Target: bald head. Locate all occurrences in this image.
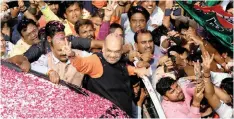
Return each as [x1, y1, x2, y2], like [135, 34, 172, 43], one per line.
[104, 33, 124, 47]
[102, 33, 124, 64]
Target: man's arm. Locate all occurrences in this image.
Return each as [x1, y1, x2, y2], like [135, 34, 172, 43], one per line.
[70, 54, 103, 78]
[68, 35, 103, 51]
[162, 1, 173, 29]
[201, 51, 222, 109]
[127, 65, 150, 78]
[97, 2, 115, 40]
[23, 41, 45, 63]
[64, 38, 103, 78]
[23, 36, 103, 63]
[38, 0, 61, 22]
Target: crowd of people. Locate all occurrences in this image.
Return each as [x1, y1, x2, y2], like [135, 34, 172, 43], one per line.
[0, 0, 233, 118]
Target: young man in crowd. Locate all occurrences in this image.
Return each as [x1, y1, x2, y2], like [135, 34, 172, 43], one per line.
[38, 1, 83, 35]
[121, 6, 150, 46]
[75, 19, 95, 39]
[38, 1, 61, 28]
[156, 76, 204, 118]
[9, 18, 40, 58]
[134, 29, 163, 72]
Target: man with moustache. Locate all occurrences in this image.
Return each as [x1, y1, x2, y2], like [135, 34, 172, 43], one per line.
[75, 19, 95, 39]
[31, 21, 91, 86]
[134, 29, 163, 73]
[63, 33, 150, 117]
[121, 6, 150, 46]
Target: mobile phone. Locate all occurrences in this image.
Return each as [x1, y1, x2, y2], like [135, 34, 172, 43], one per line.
[171, 55, 176, 64]
[7, 1, 18, 8]
[173, 8, 181, 16]
[189, 43, 199, 55]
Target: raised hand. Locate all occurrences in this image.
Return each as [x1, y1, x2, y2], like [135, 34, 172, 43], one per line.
[1, 2, 9, 12]
[35, 0, 45, 8]
[137, 88, 148, 106]
[193, 60, 202, 80]
[192, 81, 205, 107]
[62, 38, 74, 58]
[18, 0, 25, 10]
[186, 28, 203, 46]
[103, 0, 117, 21]
[29, 0, 39, 7]
[136, 61, 150, 68]
[201, 51, 214, 73]
[134, 67, 150, 78]
[128, 50, 140, 62]
[122, 44, 133, 54]
[140, 52, 153, 62]
[164, 58, 174, 70]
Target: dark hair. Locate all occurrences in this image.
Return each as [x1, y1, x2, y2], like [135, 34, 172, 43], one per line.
[226, 1, 233, 11]
[177, 22, 189, 33]
[75, 19, 94, 34]
[199, 98, 210, 113]
[45, 20, 65, 38]
[127, 6, 150, 22]
[60, 1, 83, 19]
[45, 1, 61, 5]
[220, 77, 233, 96]
[17, 18, 37, 36]
[167, 45, 188, 57]
[38, 27, 51, 53]
[138, 1, 159, 6]
[110, 23, 123, 34]
[187, 50, 203, 63]
[156, 77, 176, 96]
[91, 9, 104, 19]
[38, 27, 46, 41]
[64, 1, 83, 10]
[134, 29, 152, 43]
[151, 25, 168, 46]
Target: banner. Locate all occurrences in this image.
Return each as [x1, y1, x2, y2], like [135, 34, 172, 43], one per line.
[177, 1, 233, 51]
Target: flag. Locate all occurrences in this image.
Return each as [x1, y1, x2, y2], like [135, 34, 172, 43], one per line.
[177, 1, 233, 52]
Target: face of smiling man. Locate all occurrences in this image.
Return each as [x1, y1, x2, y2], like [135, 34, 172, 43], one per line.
[21, 23, 40, 45]
[141, 1, 156, 14]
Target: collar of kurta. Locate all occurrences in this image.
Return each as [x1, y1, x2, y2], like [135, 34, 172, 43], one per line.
[65, 19, 77, 35]
[18, 38, 32, 51]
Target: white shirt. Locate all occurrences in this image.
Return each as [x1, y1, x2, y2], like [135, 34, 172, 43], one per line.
[1, 41, 14, 59]
[215, 100, 233, 118]
[30, 50, 92, 75]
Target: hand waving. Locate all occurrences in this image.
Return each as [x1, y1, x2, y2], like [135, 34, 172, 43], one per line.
[104, 1, 117, 21]
[201, 51, 214, 73]
[193, 81, 205, 106]
[62, 38, 74, 57]
[193, 60, 202, 80]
